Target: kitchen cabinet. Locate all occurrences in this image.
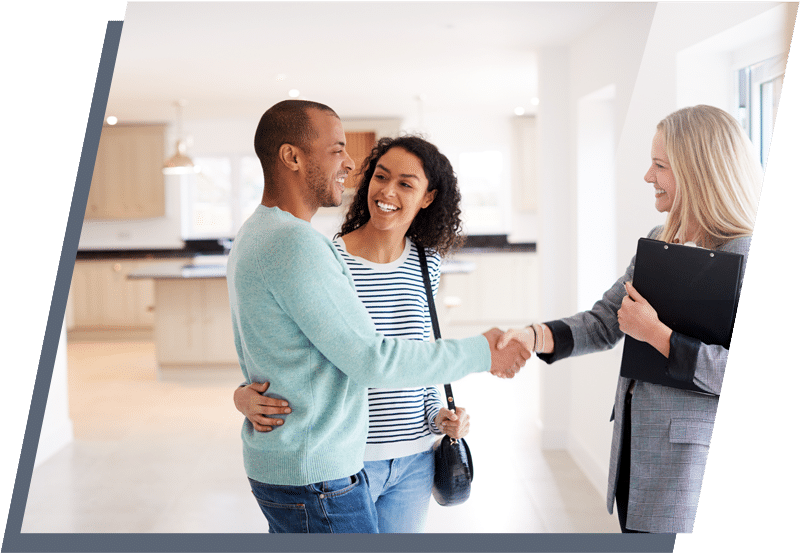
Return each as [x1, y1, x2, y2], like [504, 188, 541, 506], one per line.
[437, 252, 540, 328]
[152, 278, 238, 367]
[69, 259, 157, 331]
[343, 131, 376, 189]
[85, 124, 166, 220]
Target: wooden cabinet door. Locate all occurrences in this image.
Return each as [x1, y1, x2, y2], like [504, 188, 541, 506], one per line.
[86, 125, 166, 220]
[439, 253, 540, 326]
[201, 280, 238, 364]
[122, 260, 156, 328]
[343, 131, 376, 189]
[100, 261, 130, 327]
[69, 260, 156, 331]
[153, 278, 238, 366]
[153, 279, 199, 364]
[69, 261, 104, 328]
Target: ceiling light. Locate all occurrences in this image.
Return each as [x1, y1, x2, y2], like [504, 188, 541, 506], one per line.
[163, 99, 197, 175]
[514, 107, 526, 116]
[106, 116, 118, 125]
[530, 97, 540, 106]
[288, 89, 300, 98]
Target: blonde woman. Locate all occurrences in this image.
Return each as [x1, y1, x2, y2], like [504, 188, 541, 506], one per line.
[500, 105, 762, 533]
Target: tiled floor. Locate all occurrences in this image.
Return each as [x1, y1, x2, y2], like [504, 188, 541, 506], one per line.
[21, 340, 619, 534]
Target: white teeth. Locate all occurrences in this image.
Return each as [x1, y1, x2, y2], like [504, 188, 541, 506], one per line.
[377, 201, 398, 212]
[655, 189, 665, 195]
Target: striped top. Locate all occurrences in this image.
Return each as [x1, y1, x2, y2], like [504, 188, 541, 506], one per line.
[333, 237, 445, 461]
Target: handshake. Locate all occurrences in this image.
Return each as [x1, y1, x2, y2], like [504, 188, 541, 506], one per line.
[482, 327, 535, 379]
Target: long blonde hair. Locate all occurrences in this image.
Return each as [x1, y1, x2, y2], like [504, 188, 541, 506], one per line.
[656, 105, 763, 248]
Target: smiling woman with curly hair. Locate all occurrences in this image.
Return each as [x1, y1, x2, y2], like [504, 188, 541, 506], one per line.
[328, 134, 470, 532]
[338, 135, 464, 257]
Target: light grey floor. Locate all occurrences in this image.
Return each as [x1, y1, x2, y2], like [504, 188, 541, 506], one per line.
[21, 340, 619, 534]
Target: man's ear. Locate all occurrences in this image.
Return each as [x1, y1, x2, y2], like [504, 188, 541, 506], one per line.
[278, 144, 302, 171]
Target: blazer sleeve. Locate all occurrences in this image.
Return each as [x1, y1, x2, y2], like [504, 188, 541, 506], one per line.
[537, 226, 662, 364]
[664, 235, 751, 395]
[538, 228, 750, 398]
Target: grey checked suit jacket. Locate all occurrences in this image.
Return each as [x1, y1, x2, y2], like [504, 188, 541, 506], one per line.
[540, 226, 750, 533]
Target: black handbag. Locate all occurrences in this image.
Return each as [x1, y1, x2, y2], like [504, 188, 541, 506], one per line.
[417, 243, 474, 507]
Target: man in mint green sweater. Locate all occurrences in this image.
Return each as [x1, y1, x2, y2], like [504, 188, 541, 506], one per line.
[227, 100, 530, 533]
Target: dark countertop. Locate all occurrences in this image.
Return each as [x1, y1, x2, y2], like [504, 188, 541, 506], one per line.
[461, 235, 536, 251]
[77, 236, 536, 261]
[127, 255, 478, 280]
[77, 249, 200, 261]
[127, 258, 228, 280]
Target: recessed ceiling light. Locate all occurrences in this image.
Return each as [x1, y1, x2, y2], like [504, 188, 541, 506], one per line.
[514, 107, 526, 116]
[106, 116, 118, 125]
[530, 97, 540, 106]
[288, 89, 300, 98]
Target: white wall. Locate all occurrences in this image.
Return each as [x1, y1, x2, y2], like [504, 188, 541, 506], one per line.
[534, 43, 574, 447]
[34, 322, 73, 468]
[532, 2, 658, 495]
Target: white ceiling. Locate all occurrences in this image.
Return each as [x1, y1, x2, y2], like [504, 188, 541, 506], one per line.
[107, 1, 622, 124]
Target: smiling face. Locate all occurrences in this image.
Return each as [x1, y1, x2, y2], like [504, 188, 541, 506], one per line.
[366, 147, 436, 235]
[301, 109, 354, 209]
[644, 130, 678, 214]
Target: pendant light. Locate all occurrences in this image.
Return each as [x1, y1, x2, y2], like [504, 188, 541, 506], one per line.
[163, 99, 196, 174]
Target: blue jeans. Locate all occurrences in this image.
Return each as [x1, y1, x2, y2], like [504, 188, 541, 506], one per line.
[364, 449, 435, 533]
[248, 469, 378, 533]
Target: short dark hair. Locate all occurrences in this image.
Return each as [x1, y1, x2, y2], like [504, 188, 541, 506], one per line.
[253, 100, 338, 187]
[338, 135, 464, 257]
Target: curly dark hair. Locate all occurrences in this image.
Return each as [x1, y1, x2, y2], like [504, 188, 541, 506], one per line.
[337, 135, 464, 257]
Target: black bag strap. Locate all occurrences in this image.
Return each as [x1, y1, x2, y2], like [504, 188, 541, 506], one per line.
[416, 243, 456, 412]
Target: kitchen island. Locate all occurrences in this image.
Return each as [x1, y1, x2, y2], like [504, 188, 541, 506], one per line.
[127, 254, 480, 375]
[128, 255, 239, 373]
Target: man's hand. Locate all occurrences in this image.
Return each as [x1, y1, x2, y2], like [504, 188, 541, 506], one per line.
[233, 381, 292, 432]
[483, 328, 532, 379]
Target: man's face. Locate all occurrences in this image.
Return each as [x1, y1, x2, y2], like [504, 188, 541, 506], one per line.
[301, 110, 355, 209]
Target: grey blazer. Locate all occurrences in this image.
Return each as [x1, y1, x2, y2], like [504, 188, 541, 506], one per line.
[540, 226, 750, 533]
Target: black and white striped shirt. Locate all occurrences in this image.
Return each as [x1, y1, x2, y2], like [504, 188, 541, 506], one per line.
[333, 237, 445, 461]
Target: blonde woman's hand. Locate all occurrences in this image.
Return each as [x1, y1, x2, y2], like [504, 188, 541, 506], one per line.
[617, 282, 672, 357]
[435, 407, 470, 439]
[497, 326, 536, 352]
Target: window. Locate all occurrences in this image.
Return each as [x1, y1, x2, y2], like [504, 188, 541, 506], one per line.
[181, 154, 262, 240]
[457, 151, 505, 234]
[737, 53, 786, 167]
[181, 131, 377, 240]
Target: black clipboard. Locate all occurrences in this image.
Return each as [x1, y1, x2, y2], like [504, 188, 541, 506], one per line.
[619, 238, 744, 394]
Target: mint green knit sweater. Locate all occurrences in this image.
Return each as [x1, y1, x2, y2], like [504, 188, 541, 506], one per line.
[227, 205, 489, 486]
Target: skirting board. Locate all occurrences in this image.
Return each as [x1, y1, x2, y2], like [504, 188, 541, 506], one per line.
[568, 433, 608, 500]
[33, 420, 74, 469]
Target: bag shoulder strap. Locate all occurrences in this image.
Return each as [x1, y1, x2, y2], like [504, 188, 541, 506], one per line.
[416, 242, 456, 411]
